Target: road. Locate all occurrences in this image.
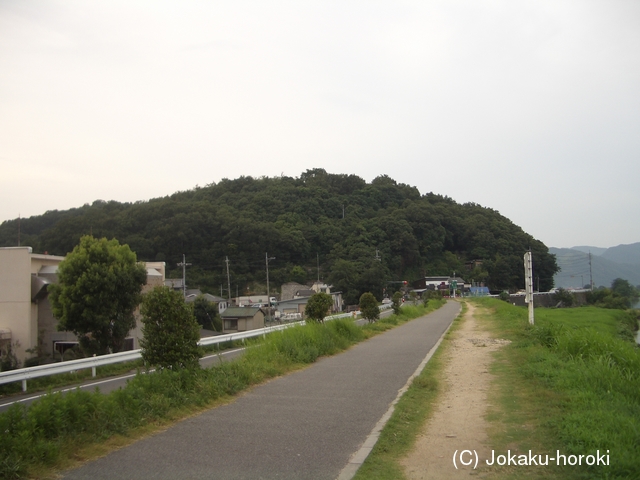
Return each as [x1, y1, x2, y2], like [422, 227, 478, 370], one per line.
[0, 347, 246, 413]
[0, 309, 393, 414]
[60, 301, 460, 480]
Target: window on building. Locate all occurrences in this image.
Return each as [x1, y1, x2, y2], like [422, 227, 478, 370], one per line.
[224, 319, 238, 331]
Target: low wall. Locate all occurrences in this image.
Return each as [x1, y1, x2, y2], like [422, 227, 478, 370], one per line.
[508, 291, 588, 308]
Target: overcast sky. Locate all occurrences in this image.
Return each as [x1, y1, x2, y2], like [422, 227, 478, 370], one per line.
[1, 0, 638, 249]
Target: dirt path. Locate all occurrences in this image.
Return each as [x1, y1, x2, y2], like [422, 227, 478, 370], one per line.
[400, 303, 509, 479]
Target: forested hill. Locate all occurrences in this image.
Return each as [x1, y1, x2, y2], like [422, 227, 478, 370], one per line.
[0, 169, 557, 303]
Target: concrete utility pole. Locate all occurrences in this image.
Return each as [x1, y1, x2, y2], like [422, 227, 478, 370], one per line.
[265, 253, 275, 322]
[177, 254, 191, 298]
[524, 250, 534, 325]
[589, 252, 594, 291]
[225, 256, 232, 303]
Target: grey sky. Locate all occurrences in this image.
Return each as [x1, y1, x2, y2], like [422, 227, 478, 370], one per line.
[1, 0, 638, 249]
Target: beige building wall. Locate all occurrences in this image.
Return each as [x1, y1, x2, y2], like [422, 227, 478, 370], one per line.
[130, 262, 166, 349]
[0, 247, 164, 365]
[0, 247, 65, 364]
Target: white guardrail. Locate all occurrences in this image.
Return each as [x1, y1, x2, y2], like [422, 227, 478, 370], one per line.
[0, 306, 391, 392]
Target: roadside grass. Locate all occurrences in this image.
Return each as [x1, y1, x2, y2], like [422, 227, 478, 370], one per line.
[0, 303, 442, 480]
[0, 341, 243, 399]
[475, 299, 640, 480]
[0, 360, 145, 398]
[353, 300, 464, 480]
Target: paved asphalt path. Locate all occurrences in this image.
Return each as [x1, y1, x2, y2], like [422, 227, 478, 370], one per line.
[62, 301, 460, 480]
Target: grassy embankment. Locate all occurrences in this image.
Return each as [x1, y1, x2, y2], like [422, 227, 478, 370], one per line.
[0, 300, 444, 479]
[356, 299, 640, 480]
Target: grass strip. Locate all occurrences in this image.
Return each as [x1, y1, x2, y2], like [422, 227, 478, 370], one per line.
[475, 299, 640, 480]
[0, 301, 444, 479]
[353, 301, 464, 479]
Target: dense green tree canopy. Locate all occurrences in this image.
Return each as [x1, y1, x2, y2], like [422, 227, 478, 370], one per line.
[193, 295, 221, 331]
[0, 170, 558, 301]
[359, 292, 380, 323]
[305, 292, 333, 322]
[140, 286, 201, 370]
[49, 235, 147, 355]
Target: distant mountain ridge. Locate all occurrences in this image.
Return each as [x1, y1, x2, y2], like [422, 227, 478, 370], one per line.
[551, 242, 640, 289]
[571, 245, 607, 256]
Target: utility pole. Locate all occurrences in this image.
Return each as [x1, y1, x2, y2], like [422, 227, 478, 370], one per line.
[317, 253, 320, 283]
[177, 254, 191, 298]
[588, 252, 594, 291]
[225, 256, 232, 303]
[265, 253, 275, 323]
[524, 250, 534, 325]
[17, 214, 21, 246]
[452, 271, 456, 298]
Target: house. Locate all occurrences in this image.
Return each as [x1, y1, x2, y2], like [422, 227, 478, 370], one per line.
[185, 292, 229, 314]
[412, 276, 451, 290]
[220, 307, 265, 333]
[0, 246, 166, 365]
[310, 281, 330, 294]
[0, 247, 66, 365]
[280, 282, 308, 301]
[274, 297, 310, 318]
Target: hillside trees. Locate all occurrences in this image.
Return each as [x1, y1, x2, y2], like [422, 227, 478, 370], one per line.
[49, 236, 147, 355]
[0, 170, 559, 297]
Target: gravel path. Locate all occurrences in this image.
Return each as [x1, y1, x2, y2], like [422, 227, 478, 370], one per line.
[401, 303, 510, 479]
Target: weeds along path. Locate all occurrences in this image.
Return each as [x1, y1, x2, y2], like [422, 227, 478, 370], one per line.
[59, 302, 460, 480]
[401, 302, 510, 479]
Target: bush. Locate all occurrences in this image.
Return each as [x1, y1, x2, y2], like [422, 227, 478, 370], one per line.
[553, 288, 574, 307]
[392, 291, 403, 314]
[305, 292, 333, 322]
[359, 292, 380, 323]
[140, 287, 201, 370]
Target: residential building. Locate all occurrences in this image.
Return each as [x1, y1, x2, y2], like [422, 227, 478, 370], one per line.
[280, 282, 308, 301]
[0, 247, 66, 365]
[220, 307, 265, 333]
[0, 246, 165, 366]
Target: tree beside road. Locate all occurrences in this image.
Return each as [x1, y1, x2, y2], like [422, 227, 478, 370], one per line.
[305, 292, 333, 322]
[140, 286, 201, 370]
[359, 292, 380, 323]
[49, 236, 147, 355]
